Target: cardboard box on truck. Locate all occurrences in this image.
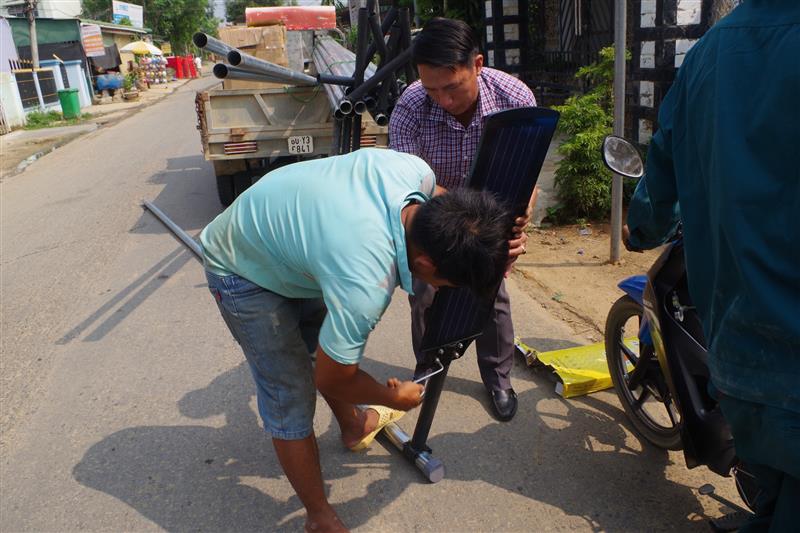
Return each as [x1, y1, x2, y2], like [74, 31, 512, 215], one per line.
[218, 25, 288, 90]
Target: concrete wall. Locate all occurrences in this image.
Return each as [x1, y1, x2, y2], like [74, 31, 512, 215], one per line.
[633, 0, 739, 143]
[37, 0, 82, 20]
[0, 71, 26, 127]
[1, 16, 18, 72]
[0, 17, 25, 127]
[111, 33, 137, 74]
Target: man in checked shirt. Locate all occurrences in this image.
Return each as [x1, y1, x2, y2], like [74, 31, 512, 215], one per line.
[389, 17, 537, 421]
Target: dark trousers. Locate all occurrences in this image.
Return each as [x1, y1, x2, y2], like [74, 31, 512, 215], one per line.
[717, 394, 800, 532]
[409, 278, 515, 391]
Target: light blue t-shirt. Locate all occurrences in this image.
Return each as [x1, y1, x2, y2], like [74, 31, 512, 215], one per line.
[200, 148, 436, 365]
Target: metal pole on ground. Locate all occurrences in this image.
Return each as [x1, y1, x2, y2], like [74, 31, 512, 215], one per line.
[610, 0, 627, 263]
[142, 201, 203, 260]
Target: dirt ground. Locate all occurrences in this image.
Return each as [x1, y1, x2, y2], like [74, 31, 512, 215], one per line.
[1, 135, 81, 179]
[513, 222, 662, 343]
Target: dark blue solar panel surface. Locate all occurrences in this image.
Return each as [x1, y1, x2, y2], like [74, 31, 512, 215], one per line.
[420, 107, 560, 357]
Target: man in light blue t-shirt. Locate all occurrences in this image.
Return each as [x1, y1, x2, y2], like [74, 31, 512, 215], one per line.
[200, 148, 511, 532]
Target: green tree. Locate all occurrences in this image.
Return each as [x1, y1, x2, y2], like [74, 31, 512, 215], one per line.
[551, 46, 631, 222]
[225, 0, 283, 24]
[409, 0, 483, 32]
[82, 0, 219, 54]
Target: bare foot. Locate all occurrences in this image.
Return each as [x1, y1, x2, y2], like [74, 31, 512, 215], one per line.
[305, 511, 349, 533]
[340, 407, 378, 449]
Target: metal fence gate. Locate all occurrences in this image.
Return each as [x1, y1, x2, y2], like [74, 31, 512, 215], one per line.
[8, 58, 59, 110]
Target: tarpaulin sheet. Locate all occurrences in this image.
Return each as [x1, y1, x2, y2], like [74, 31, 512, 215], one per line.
[7, 17, 81, 47]
[245, 6, 336, 30]
[89, 44, 122, 70]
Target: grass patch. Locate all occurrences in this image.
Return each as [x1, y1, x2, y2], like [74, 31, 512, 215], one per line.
[24, 110, 93, 130]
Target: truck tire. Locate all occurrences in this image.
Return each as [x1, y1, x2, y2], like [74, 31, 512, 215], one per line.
[233, 173, 253, 197]
[216, 172, 256, 207]
[216, 174, 235, 207]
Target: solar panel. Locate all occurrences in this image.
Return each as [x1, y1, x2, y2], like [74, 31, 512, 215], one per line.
[419, 107, 560, 359]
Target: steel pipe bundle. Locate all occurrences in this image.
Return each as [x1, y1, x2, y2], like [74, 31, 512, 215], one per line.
[312, 36, 379, 117]
[193, 33, 236, 60]
[316, 0, 414, 154]
[227, 49, 318, 86]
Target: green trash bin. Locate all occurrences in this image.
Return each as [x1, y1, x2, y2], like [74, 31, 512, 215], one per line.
[58, 88, 81, 119]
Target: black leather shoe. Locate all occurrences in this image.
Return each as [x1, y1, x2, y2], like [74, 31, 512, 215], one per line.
[490, 388, 518, 421]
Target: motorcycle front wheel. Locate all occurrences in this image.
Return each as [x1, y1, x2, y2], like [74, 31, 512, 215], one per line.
[605, 295, 682, 450]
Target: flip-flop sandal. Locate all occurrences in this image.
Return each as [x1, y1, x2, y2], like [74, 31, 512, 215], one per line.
[348, 405, 405, 451]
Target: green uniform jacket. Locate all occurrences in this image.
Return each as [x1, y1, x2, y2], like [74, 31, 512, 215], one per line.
[627, 0, 800, 413]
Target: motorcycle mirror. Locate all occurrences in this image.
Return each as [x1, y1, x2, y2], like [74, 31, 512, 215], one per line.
[602, 135, 644, 179]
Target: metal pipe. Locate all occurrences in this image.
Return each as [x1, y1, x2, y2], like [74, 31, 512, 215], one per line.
[411, 358, 451, 448]
[368, 12, 388, 61]
[313, 36, 385, 117]
[193, 33, 236, 60]
[312, 47, 349, 96]
[364, 6, 398, 61]
[321, 80, 343, 113]
[213, 63, 304, 85]
[382, 422, 446, 483]
[344, 46, 412, 104]
[354, 7, 369, 86]
[331, 118, 342, 156]
[370, 111, 388, 126]
[339, 100, 353, 115]
[316, 37, 378, 79]
[353, 100, 367, 115]
[317, 73, 354, 86]
[142, 201, 203, 260]
[228, 49, 318, 85]
[352, 114, 363, 150]
[399, 8, 416, 83]
[375, 26, 403, 110]
[340, 116, 352, 153]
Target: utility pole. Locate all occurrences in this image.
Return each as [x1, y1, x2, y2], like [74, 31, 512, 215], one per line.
[25, 0, 45, 109]
[610, 0, 627, 263]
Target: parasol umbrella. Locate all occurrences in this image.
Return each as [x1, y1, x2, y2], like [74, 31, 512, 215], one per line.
[119, 40, 164, 55]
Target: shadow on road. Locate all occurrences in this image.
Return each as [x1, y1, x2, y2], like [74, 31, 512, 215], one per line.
[57, 156, 217, 346]
[74, 354, 709, 531]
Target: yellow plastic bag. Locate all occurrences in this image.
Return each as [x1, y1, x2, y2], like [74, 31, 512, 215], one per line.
[516, 337, 637, 398]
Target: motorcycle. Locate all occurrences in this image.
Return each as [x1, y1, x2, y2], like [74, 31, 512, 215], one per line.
[600, 136, 758, 530]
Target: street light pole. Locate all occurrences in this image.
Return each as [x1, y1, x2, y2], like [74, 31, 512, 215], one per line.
[610, 0, 627, 263]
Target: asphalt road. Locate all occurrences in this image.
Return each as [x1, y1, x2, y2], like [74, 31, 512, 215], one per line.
[1, 77, 741, 532]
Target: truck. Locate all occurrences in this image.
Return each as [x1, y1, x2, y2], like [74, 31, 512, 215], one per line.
[195, 82, 389, 206]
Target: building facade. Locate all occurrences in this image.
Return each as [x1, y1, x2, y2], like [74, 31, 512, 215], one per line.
[1, 0, 82, 19]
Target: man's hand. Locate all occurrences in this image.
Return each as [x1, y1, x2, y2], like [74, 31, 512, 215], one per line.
[505, 187, 538, 274]
[315, 348, 424, 411]
[622, 224, 643, 253]
[507, 231, 529, 259]
[386, 378, 424, 410]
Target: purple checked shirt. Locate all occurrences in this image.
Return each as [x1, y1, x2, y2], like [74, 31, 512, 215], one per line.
[389, 67, 536, 189]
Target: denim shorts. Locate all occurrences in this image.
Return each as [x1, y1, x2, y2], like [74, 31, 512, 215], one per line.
[206, 270, 326, 440]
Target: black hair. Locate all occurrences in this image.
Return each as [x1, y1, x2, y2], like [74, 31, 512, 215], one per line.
[409, 189, 511, 299]
[411, 18, 480, 69]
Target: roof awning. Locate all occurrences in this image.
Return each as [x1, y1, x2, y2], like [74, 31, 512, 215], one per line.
[80, 19, 151, 35]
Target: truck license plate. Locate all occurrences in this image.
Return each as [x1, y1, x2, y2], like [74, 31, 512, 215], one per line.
[288, 135, 313, 154]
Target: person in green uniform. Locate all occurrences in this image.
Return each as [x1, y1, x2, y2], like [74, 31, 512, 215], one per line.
[625, 2, 799, 529]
